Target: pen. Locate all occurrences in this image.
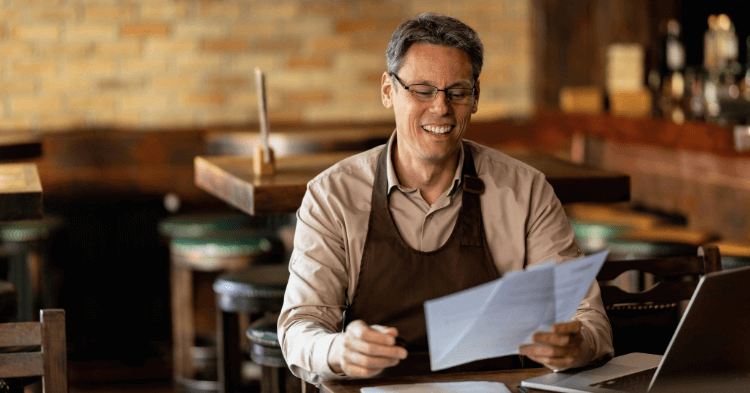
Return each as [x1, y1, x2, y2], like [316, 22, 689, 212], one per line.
[516, 385, 530, 393]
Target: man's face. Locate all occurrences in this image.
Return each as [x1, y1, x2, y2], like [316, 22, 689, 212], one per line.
[382, 43, 479, 164]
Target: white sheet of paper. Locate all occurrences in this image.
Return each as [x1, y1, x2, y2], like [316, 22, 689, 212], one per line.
[360, 381, 510, 393]
[424, 250, 609, 371]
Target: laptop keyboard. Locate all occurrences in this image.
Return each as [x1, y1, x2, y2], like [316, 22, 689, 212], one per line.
[589, 367, 657, 392]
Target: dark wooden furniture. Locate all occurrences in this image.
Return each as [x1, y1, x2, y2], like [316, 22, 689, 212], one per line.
[705, 240, 750, 271]
[0, 309, 68, 393]
[161, 214, 282, 392]
[244, 316, 295, 393]
[0, 133, 42, 162]
[0, 163, 43, 222]
[0, 281, 17, 323]
[596, 245, 722, 356]
[195, 149, 630, 216]
[0, 217, 64, 322]
[213, 265, 289, 393]
[320, 368, 551, 393]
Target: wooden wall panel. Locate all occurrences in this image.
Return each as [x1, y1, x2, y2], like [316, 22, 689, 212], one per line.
[533, 0, 681, 108]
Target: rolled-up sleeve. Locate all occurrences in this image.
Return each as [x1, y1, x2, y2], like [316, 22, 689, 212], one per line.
[525, 172, 614, 368]
[571, 281, 614, 368]
[278, 180, 349, 384]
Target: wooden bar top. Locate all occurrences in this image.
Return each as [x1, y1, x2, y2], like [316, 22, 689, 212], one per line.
[0, 163, 43, 221]
[320, 368, 551, 393]
[0, 133, 42, 161]
[195, 148, 630, 216]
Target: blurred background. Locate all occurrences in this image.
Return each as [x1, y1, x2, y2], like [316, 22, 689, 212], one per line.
[1, 0, 749, 391]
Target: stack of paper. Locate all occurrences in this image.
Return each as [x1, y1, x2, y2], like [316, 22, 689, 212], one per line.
[424, 250, 609, 371]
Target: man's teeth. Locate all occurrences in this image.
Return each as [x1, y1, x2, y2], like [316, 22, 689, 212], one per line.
[422, 125, 452, 134]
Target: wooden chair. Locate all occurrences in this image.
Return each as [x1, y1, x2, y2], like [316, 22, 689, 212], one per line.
[596, 245, 721, 356]
[0, 309, 67, 393]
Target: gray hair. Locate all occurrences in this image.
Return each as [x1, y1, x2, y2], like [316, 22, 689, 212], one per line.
[386, 13, 484, 81]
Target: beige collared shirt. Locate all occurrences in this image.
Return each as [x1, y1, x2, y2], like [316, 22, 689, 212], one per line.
[279, 132, 614, 384]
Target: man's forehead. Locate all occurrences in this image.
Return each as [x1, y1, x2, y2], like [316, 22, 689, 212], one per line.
[399, 43, 473, 84]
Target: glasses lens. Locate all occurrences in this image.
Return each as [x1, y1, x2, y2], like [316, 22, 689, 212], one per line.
[446, 89, 473, 103]
[409, 85, 437, 101]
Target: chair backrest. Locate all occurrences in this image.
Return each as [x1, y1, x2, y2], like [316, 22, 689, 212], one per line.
[596, 245, 721, 356]
[597, 245, 722, 305]
[0, 309, 67, 393]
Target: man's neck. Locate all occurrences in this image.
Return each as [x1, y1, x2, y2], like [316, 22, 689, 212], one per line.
[393, 142, 460, 206]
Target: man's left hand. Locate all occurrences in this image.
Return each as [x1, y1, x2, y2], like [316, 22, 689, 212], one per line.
[518, 320, 583, 372]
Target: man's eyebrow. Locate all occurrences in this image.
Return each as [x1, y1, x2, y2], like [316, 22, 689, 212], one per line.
[411, 79, 474, 88]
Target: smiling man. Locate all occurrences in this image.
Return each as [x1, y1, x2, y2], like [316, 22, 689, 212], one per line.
[278, 13, 614, 385]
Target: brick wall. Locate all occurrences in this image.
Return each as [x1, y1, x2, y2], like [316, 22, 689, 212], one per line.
[0, 0, 532, 133]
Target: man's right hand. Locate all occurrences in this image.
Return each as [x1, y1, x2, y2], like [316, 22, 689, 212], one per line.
[327, 320, 408, 377]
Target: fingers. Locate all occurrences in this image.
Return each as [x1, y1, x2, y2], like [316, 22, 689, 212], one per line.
[519, 343, 579, 372]
[344, 335, 407, 359]
[531, 331, 574, 346]
[347, 320, 398, 346]
[524, 354, 576, 371]
[552, 320, 582, 334]
[519, 343, 579, 359]
[343, 348, 401, 370]
[520, 322, 584, 372]
[334, 320, 408, 378]
[531, 321, 583, 346]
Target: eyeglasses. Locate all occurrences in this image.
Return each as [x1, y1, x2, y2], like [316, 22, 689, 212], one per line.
[390, 73, 476, 104]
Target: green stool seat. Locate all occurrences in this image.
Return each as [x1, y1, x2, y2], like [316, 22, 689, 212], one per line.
[159, 213, 266, 239]
[0, 217, 64, 243]
[171, 233, 281, 272]
[246, 318, 285, 368]
[213, 265, 289, 313]
[570, 220, 632, 254]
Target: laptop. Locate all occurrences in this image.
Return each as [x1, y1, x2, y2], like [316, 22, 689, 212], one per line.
[521, 264, 750, 393]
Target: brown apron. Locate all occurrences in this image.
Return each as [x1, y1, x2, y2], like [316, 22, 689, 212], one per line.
[344, 141, 525, 377]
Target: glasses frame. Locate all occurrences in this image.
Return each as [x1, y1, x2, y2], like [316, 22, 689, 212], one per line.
[390, 73, 476, 104]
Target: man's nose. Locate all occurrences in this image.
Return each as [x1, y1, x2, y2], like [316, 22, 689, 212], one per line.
[429, 91, 451, 114]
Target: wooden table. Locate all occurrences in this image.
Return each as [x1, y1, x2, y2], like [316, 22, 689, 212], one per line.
[0, 133, 42, 161]
[0, 163, 43, 221]
[320, 368, 552, 393]
[195, 149, 629, 216]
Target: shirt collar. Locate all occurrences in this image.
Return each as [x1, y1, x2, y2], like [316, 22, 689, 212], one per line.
[385, 130, 464, 196]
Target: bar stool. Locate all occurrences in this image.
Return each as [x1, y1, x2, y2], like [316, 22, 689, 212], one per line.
[245, 316, 298, 393]
[161, 213, 282, 393]
[212, 264, 291, 393]
[0, 217, 63, 322]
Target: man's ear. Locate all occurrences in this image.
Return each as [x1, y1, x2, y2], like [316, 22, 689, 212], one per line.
[381, 72, 394, 108]
[471, 79, 480, 114]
